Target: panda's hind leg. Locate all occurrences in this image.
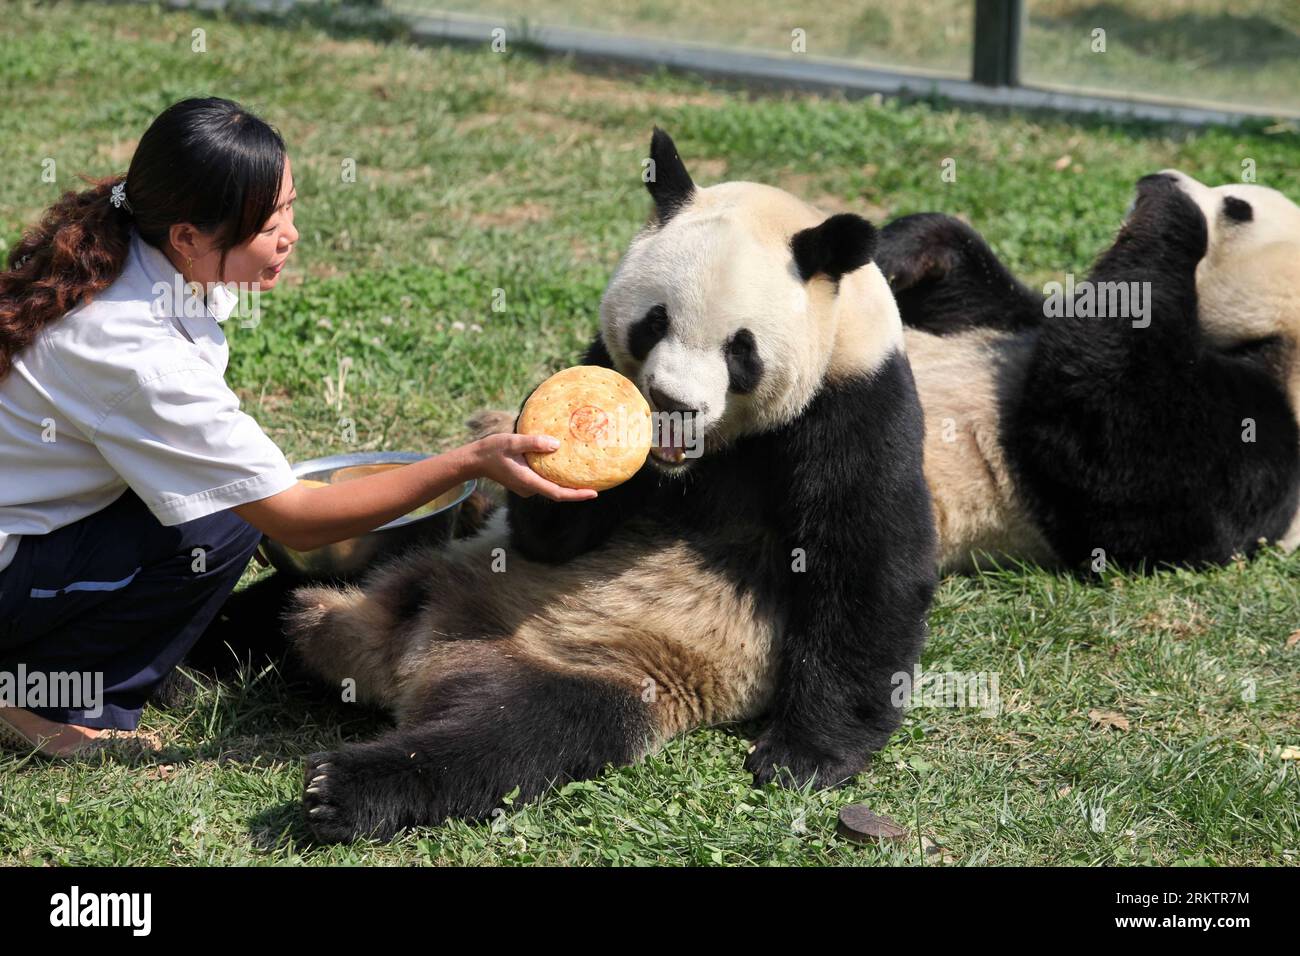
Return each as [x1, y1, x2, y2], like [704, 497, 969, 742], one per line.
[877, 213, 1044, 335]
[282, 583, 398, 702]
[282, 548, 450, 707]
[301, 647, 654, 843]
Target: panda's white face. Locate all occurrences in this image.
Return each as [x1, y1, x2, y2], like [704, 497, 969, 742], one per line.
[598, 171, 904, 470]
[599, 131, 902, 475]
[601, 183, 832, 470]
[1162, 170, 1300, 350]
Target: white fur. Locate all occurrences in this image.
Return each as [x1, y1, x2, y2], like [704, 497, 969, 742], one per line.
[599, 181, 903, 460]
[1167, 171, 1300, 549]
[1164, 171, 1300, 353]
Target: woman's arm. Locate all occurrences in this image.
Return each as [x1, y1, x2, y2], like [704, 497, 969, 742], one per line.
[234, 434, 596, 552]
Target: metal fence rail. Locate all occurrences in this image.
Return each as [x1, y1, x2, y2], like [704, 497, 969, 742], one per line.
[972, 0, 1023, 88]
[153, 0, 1297, 126]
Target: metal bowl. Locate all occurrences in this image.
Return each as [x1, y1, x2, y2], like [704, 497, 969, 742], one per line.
[257, 451, 477, 582]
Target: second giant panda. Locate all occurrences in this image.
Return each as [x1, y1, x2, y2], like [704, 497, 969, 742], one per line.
[876, 170, 1300, 573]
[284, 129, 937, 844]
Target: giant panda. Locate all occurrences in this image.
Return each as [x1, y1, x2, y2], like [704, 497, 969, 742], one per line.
[284, 129, 938, 844]
[875, 170, 1300, 573]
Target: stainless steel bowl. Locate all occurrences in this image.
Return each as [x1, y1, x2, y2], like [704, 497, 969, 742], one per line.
[256, 451, 477, 582]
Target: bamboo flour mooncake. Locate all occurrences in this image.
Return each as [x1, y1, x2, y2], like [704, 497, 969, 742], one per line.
[518, 366, 652, 490]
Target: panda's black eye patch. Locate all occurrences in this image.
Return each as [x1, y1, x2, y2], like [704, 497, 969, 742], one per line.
[725, 327, 763, 394]
[1223, 197, 1253, 223]
[628, 304, 670, 361]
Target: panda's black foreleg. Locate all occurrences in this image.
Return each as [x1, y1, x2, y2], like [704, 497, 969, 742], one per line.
[506, 462, 657, 564]
[876, 213, 1045, 335]
[301, 659, 654, 843]
[745, 356, 938, 790]
[1052, 171, 1207, 366]
[1003, 173, 1231, 566]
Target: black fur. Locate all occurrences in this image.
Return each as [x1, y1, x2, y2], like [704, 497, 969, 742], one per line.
[1006, 173, 1300, 567]
[627, 303, 670, 361]
[742, 356, 937, 783]
[876, 212, 1045, 335]
[882, 172, 1300, 569]
[1223, 196, 1253, 223]
[303, 657, 653, 842]
[646, 127, 695, 224]
[724, 327, 763, 394]
[791, 213, 878, 282]
[510, 339, 937, 788]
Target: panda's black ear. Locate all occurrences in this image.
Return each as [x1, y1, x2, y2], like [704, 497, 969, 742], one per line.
[791, 213, 879, 282]
[646, 127, 695, 224]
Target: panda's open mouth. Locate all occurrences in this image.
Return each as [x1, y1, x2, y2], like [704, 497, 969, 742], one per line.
[650, 442, 689, 467]
[648, 410, 702, 470]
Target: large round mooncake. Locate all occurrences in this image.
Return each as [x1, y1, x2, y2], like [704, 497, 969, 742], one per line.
[517, 365, 652, 491]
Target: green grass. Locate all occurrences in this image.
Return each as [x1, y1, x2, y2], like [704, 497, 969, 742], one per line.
[1, 0, 1298, 865]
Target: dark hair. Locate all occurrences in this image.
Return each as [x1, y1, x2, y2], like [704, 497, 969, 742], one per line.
[0, 96, 287, 381]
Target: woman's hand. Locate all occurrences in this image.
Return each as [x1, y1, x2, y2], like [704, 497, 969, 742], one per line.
[470, 433, 598, 502]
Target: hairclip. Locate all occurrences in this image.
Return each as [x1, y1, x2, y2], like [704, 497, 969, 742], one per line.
[110, 180, 132, 214]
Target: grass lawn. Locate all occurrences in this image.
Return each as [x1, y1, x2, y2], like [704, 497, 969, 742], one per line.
[1, 0, 1297, 866]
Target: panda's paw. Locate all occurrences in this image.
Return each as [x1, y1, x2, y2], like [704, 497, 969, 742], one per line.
[744, 733, 862, 791]
[302, 751, 369, 844]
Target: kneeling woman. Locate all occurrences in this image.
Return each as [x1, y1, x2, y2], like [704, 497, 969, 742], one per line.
[0, 96, 595, 757]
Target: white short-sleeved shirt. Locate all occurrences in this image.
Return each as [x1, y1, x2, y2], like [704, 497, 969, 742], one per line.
[0, 227, 299, 574]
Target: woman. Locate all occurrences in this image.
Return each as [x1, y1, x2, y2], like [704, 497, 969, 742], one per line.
[0, 97, 595, 757]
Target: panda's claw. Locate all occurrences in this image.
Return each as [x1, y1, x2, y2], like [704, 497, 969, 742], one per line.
[744, 731, 863, 791]
[302, 750, 366, 843]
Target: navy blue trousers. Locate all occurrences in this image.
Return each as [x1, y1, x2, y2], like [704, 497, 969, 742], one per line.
[0, 489, 262, 729]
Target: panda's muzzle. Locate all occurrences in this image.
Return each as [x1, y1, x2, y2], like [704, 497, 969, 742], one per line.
[649, 411, 698, 466]
[649, 409, 703, 468]
[645, 386, 708, 467]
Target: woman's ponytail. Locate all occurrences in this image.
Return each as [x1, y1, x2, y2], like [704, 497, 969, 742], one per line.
[0, 96, 287, 382]
[0, 176, 133, 381]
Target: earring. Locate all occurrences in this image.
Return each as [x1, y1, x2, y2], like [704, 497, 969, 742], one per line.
[184, 255, 202, 299]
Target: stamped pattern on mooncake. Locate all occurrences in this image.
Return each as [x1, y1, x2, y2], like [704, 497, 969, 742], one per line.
[568, 404, 613, 445]
[517, 365, 653, 490]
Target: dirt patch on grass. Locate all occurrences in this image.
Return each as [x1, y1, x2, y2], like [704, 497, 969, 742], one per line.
[95, 138, 139, 169]
[469, 200, 553, 228]
[1139, 597, 1212, 640]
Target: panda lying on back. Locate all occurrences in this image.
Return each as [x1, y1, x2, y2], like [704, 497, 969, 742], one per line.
[877, 171, 1300, 573]
[285, 129, 937, 843]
